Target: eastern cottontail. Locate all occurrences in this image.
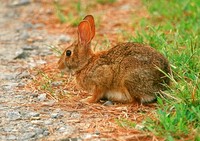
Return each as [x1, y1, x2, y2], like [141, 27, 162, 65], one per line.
[58, 15, 170, 103]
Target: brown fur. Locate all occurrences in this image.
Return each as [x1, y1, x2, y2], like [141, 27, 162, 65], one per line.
[58, 15, 170, 104]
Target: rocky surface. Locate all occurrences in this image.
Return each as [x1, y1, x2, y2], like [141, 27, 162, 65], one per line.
[0, 1, 82, 141]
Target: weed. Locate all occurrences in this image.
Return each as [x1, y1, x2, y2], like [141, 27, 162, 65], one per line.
[135, 0, 200, 140]
[54, 1, 67, 23]
[115, 118, 136, 128]
[96, 0, 116, 5]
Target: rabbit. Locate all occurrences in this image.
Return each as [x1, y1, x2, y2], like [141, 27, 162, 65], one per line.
[58, 15, 171, 104]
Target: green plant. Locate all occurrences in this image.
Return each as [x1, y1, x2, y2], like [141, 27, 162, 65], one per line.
[132, 0, 200, 140]
[96, 0, 116, 4]
[115, 118, 136, 128]
[54, 1, 67, 23]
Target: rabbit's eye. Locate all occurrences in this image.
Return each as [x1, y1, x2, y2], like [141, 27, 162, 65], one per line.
[66, 50, 71, 56]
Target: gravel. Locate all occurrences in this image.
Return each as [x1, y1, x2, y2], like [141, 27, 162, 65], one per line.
[38, 93, 47, 101]
[0, 1, 97, 141]
[6, 111, 22, 121]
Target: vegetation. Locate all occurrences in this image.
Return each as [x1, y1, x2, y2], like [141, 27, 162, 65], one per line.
[133, 0, 200, 140]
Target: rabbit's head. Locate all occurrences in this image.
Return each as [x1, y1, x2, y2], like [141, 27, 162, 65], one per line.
[58, 15, 95, 73]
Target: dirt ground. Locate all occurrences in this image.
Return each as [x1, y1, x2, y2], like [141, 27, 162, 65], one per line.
[0, 0, 161, 141]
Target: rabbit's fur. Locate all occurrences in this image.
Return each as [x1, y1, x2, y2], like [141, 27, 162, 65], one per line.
[58, 15, 170, 103]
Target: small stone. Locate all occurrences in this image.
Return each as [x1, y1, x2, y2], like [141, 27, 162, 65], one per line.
[38, 93, 46, 101]
[59, 34, 71, 42]
[41, 100, 55, 106]
[58, 125, 74, 135]
[58, 126, 66, 133]
[23, 22, 33, 29]
[20, 32, 30, 40]
[135, 124, 145, 130]
[44, 119, 53, 125]
[6, 111, 21, 121]
[51, 113, 59, 119]
[28, 112, 40, 118]
[35, 128, 44, 135]
[51, 81, 62, 87]
[14, 51, 29, 59]
[6, 135, 17, 140]
[103, 100, 113, 106]
[36, 60, 47, 65]
[22, 45, 38, 50]
[120, 4, 131, 10]
[2, 82, 18, 90]
[34, 23, 44, 28]
[95, 131, 100, 135]
[4, 126, 14, 132]
[21, 132, 36, 140]
[43, 130, 50, 136]
[70, 112, 80, 118]
[17, 71, 30, 79]
[11, 0, 31, 6]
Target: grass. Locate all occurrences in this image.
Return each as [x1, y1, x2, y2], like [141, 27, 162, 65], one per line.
[53, 0, 84, 26]
[96, 0, 116, 5]
[129, 0, 200, 140]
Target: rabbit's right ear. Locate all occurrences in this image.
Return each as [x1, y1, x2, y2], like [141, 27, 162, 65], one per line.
[83, 15, 95, 40]
[78, 20, 92, 45]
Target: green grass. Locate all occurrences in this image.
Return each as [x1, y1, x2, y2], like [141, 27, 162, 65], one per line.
[129, 0, 200, 140]
[96, 0, 116, 4]
[53, 0, 84, 26]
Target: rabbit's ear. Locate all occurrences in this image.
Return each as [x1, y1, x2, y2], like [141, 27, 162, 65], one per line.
[83, 15, 95, 40]
[78, 20, 92, 45]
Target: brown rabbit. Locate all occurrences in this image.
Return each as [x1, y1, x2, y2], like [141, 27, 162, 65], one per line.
[58, 15, 170, 103]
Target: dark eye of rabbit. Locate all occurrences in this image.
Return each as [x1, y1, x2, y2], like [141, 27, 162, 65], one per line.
[66, 50, 71, 57]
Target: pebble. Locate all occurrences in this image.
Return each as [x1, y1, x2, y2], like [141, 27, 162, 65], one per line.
[70, 112, 80, 118]
[17, 70, 31, 79]
[38, 93, 47, 101]
[21, 132, 36, 140]
[23, 22, 34, 29]
[3, 126, 14, 132]
[11, 0, 31, 6]
[43, 130, 50, 136]
[34, 23, 44, 28]
[22, 45, 38, 50]
[135, 124, 145, 130]
[120, 4, 131, 10]
[103, 100, 114, 106]
[44, 119, 53, 125]
[2, 82, 18, 90]
[6, 135, 17, 140]
[35, 128, 44, 135]
[51, 81, 62, 87]
[14, 51, 29, 59]
[51, 113, 60, 119]
[6, 111, 21, 121]
[58, 126, 66, 133]
[20, 32, 30, 40]
[28, 112, 40, 118]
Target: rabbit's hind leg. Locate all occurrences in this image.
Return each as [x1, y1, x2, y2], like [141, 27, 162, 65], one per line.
[124, 80, 156, 103]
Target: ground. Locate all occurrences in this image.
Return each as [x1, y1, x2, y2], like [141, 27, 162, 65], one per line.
[0, 0, 165, 141]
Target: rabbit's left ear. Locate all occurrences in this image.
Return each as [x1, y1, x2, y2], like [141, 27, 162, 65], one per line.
[83, 15, 95, 40]
[78, 20, 92, 45]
